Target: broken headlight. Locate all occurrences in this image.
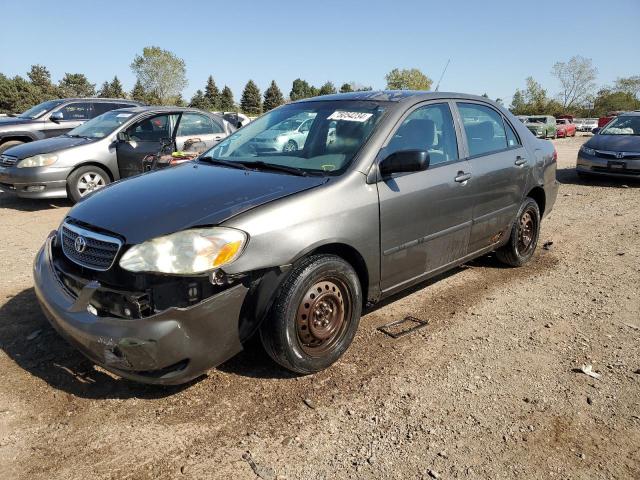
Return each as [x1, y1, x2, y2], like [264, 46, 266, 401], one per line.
[119, 227, 247, 274]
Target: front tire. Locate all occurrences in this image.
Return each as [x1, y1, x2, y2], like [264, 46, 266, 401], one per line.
[67, 165, 110, 203]
[260, 254, 362, 374]
[283, 140, 298, 153]
[496, 198, 541, 267]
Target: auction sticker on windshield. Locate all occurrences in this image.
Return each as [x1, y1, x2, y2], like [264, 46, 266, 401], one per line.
[327, 111, 373, 122]
[116, 113, 133, 118]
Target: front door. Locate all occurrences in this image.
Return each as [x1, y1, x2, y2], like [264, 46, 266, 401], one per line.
[116, 113, 179, 178]
[41, 102, 93, 138]
[378, 102, 474, 294]
[455, 102, 528, 253]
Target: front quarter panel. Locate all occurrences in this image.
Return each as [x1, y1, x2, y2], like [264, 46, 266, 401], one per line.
[221, 172, 380, 300]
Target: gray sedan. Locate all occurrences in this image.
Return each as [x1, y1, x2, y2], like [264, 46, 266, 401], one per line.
[33, 91, 558, 385]
[0, 106, 233, 202]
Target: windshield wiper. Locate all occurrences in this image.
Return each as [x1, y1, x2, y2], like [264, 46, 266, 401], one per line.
[199, 156, 251, 170]
[239, 161, 308, 177]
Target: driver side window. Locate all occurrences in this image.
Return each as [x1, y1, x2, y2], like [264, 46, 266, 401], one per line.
[386, 103, 459, 166]
[126, 114, 177, 142]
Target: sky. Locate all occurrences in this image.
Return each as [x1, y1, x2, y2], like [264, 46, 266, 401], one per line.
[1, 0, 639, 105]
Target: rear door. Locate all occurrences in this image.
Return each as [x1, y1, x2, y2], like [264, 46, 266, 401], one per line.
[454, 102, 528, 253]
[378, 101, 474, 294]
[41, 102, 93, 137]
[174, 112, 226, 151]
[116, 113, 179, 178]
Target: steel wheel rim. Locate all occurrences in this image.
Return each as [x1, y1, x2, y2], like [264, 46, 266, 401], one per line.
[517, 208, 537, 255]
[296, 278, 351, 357]
[283, 141, 297, 152]
[77, 172, 106, 196]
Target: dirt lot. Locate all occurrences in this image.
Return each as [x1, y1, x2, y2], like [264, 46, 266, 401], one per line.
[0, 135, 638, 480]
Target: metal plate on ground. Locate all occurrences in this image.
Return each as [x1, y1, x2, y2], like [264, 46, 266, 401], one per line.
[377, 316, 429, 339]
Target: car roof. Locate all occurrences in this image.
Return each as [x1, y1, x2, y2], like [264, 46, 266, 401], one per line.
[57, 98, 144, 104]
[112, 106, 225, 119]
[293, 90, 502, 107]
[619, 111, 640, 117]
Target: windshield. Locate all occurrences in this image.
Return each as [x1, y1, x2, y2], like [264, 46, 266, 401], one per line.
[202, 100, 386, 175]
[527, 117, 546, 123]
[66, 110, 135, 139]
[600, 116, 640, 136]
[18, 100, 65, 119]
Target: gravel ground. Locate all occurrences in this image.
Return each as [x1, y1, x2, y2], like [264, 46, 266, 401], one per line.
[0, 135, 638, 480]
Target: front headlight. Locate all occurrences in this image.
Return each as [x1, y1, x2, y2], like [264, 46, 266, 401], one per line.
[16, 153, 58, 168]
[119, 227, 247, 274]
[580, 145, 595, 156]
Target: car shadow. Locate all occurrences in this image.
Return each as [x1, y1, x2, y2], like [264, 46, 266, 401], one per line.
[0, 288, 195, 399]
[556, 167, 640, 188]
[0, 192, 72, 212]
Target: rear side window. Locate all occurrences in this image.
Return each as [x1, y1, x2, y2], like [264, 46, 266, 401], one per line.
[386, 103, 458, 165]
[457, 103, 507, 157]
[177, 113, 223, 136]
[58, 102, 92, 120]
[92, 103, 118, 116]
[504, 120, 520, 148]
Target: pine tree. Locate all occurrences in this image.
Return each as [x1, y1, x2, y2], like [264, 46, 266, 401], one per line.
[263, 80, 285, 111]
[339, 83, 353, 93]
[98, 81, 112, 98]
[189, 89, 207, 109]
[131, 79, 147, 103]
[218, 86, 235, 111]
[109, 76, 126, 98]
[204, 75, 220, 111]
[318, 81, 337, 96]
[290, 78, 316, 101]
[240, 80, 262, 115]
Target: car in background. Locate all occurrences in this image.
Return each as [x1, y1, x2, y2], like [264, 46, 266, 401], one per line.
[556, 118, 576, 138]
[219, 112, 251, 129]
[524, 115, 557, 139]
[576, 111, 640, 179]
[32, 91, 558, 385]
[250, 114, 315, 152]
[0, 98, 143, 154]
[0, 107, 232, 202]
[577, 118, 598, 132]
[598, 111, 625, 128]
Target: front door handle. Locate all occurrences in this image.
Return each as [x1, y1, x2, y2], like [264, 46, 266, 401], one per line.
[515, 156, 527, 166]
[454, 171, 472, 183]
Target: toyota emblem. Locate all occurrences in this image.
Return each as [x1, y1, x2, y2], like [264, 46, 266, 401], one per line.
[74, 236, 87, 253]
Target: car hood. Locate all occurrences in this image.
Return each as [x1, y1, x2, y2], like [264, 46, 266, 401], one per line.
[255, 130, 290, 140]
[0, 116, 34, 128]
[3, 136, 94, 159]
[586, 134, 640, 152]
[68, 163, 328, 244]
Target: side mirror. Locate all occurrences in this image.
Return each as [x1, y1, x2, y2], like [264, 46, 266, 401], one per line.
[49, 111, 64, 123]
[379, 150, 430, 177]
[591, 127, 601, 135]
[116, 131, 129, 142]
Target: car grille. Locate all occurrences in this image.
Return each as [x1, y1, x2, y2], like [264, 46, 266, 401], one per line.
[0, 154, 18, 167]
[60, 221, 123, 271]
[595, 150, 640, 160]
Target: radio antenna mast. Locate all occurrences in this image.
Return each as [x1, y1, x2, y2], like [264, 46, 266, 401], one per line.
[434, 59, 451, 92]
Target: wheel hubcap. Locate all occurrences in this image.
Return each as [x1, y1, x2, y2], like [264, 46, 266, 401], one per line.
[296, 279, 351, 356]
[77, 172, 106, 196]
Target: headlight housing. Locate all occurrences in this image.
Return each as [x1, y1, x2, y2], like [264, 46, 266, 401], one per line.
[580, 145, 595, 156]
[16, 153, 58, 168]
[119, 227, 247, 274]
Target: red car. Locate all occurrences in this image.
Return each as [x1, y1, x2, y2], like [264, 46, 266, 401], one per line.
[598, 111, 624, 128]
[556, 118, 576, 137]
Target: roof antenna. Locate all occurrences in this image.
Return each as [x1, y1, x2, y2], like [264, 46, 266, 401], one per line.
[434, 59, 451, 92]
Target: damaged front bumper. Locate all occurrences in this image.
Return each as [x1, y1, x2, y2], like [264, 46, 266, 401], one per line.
[33, 235, 249, 385]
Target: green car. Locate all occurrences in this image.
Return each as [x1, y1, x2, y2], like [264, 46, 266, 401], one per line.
[525, 115, 557, 139]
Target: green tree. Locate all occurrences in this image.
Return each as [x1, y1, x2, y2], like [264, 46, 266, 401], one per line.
[58, 73, 96, 97]
[551, 55, 597, 109]
[130, 79, 147, 103]
[189, 89, 207, 109]
[339, 83, 353, 93]
[593, 89, 640, 116]
[203, 75, 220, 110]
[289, 78, 317, 101]
[318, 81, 337, 96]
[523, 76, 549, 113]
[385, 68, 432, 90]
[27, 64, 58, 99]
[218, 86, 235, 111]
[109, 76, 126, 98]
[613, 75, 640, 99]
[130, 46, 187, 105]
[240, 80, 262, 115]
[263, 80, 285, 111]
[97, 81, 112, 98]
[0, 75, 43, 113]
[481, 93, 489, 98]
[509, 89, 527, 114]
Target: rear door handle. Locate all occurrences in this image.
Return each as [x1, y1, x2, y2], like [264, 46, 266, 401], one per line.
[454, 172, 472, 183]
[515, 156, 527, 166]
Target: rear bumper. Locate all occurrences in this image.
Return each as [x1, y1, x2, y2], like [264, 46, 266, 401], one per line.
[0, 165, 69, 198]
[33, 235, 249, 385]
[577, 153, 640, 179]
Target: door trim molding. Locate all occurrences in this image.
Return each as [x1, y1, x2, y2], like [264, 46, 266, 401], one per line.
[383, 220, 472, 256]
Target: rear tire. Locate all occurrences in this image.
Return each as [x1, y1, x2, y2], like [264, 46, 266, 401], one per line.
[283, 140, 298, 153]
[260, 254, 362, 374]
[496, 198, 541, 267]
[0, 140, 25, 154]
[67, 165, 110, 203]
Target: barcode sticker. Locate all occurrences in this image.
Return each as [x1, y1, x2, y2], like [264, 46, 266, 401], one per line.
[327, 111, 373, 122]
